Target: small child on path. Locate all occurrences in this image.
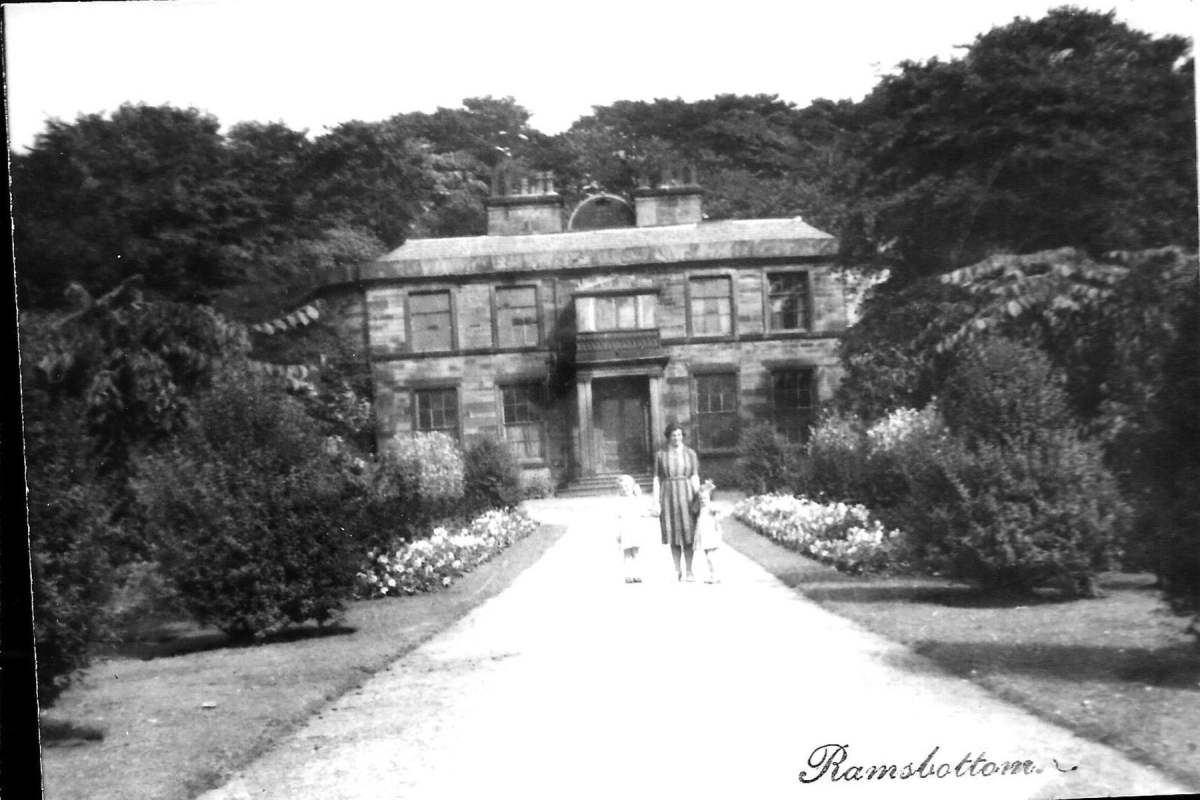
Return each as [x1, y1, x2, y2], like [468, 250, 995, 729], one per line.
[693, 479, 723, 583]
[616, 475, 654, 583]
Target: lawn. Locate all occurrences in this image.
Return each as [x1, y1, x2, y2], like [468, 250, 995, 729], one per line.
[722, 515, 1200, 791]
[38, 522, 568, 800]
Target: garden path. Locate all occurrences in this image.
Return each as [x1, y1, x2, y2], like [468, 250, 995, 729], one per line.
[198, 496, 1191, 800]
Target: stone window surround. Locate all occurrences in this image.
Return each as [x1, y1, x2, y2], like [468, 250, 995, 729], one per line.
[685, 271, 736, 339]
[690, 367, 740, 455]
[411, 383, 462, 442]
[769, 366, 817, 446]
[764, 269, 813, 333]
[405, 288, 457, 354]
[497, 381, 548, 464]
[492, 284, 542, 350]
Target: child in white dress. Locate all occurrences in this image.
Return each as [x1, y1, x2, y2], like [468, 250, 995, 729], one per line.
[693, 480, 723, 583]
[616, 475, 653, 583]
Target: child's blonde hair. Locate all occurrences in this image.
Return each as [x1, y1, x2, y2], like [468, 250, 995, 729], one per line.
[617, 475, 642, 497]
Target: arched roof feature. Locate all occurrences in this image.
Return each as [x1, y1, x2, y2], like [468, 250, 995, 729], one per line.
[567, 194, 635, 231]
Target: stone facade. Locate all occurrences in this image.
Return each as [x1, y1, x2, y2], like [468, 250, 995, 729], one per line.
[312, 169, 853, 487]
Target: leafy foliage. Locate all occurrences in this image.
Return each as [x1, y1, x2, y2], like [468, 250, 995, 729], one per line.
[24, 400, 115, 706]
[896, 431, 1125, 597]
[733, 422, 801, 494]
[24, 283, 250, 475]
[134, 370, 359, 640]
[1118, 267, 1200, 627]
[462, 437, 524, 515]
[940, 337, 1077, 449]
[891, 342, 1126, 595]
[12, 104, 265, 305]
[851, 8, 1196, 279]
[832, 278, 969, 420]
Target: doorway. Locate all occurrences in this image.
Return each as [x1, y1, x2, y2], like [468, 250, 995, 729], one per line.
[592, 377, 650, 474]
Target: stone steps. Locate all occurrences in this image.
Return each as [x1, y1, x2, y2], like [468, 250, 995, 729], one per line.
[556, 473, 653, 498]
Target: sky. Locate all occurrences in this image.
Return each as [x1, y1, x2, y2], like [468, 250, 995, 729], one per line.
[3, 0, 1196, 151]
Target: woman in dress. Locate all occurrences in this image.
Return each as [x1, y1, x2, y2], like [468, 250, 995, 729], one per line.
[652, 423, 701, 581]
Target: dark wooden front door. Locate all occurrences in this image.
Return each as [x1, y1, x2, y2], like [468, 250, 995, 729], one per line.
[593, 377, 650, 473]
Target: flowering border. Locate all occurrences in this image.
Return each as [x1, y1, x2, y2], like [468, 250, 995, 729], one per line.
[357, 509, 539, 598]
[733, 494, 906, 574]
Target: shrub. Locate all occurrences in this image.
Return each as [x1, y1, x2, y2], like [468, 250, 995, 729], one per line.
[733, 422, 800, 494]
[463, 437, 523, 514]
[380, 432, 464, 505]
[889, 341, 1127, 596]
[803, 412, 869, 502]
[861, 404, 950, 510]
[134, 370, 359, 640]
[520, 473, 556, 500]
[805, 405, 949, 510]
[894, 433, 1126, 596]
[941, 339, 1076, 449]
[1131, 293, 1200, 629]
[23, 386, 116, 706]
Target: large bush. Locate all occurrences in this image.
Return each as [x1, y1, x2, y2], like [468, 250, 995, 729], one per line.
[372, 432, 466, 535]
[891, 341, 1127, 596]
[134, 370, 359, 640]
[1131, 293, 1200, 629]
[805, 405, 948, 510]
[940, 338, 1076, 449]
[733, 422, 800, 494]
[803, 412, 868, 502]
[25, 400, 115, 706]
[463, 436, 523, 515]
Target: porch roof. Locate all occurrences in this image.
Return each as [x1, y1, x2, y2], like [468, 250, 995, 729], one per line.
[322, 217, 837, 284]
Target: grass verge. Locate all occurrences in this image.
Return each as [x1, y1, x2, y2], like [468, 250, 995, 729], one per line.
[722, 515, 1200, 791]
[39, 521, 568, 800]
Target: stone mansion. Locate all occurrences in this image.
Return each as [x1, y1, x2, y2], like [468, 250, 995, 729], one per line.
[290, 167, 855, 489]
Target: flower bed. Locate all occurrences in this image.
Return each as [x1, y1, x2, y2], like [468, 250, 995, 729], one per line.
[732, 494, 905, 574]
[357, 509, 539, 598]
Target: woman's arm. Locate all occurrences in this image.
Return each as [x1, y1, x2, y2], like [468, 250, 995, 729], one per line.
[689, 449, 701, 493]
[651, 475, 661, 516]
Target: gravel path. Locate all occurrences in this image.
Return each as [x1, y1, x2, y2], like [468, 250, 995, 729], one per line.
[198, 497, 1191, 800]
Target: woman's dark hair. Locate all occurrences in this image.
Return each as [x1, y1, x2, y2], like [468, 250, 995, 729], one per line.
[664, 423, 684, 438]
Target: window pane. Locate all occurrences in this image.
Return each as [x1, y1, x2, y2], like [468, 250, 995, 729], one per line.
[690, 277, 731, 336]
[695, 373, 738, 450]
[501, 384, 544, 459]
[593, 295, 646, 331]
[771, 370, 813, 444]
[411, 291, 452, 351]
[692, 276, 730, 298]
[638, 294, 656, 328]
[497, 287, 535, 309]
[497, 287, 539, 347]
[415, 388, 458, 437]
[768, 272, 809, 331]
[596, 297, 616, 330]
[615, 296, 637, 329]
[410, 292, 450, 313]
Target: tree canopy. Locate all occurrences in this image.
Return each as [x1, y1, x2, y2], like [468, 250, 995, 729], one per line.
[849, 8, 1196, 280]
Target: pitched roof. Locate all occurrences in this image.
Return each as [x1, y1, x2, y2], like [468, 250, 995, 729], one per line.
[324, 217, 837, 284]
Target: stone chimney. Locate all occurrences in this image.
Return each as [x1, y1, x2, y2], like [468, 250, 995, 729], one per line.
[485, 164, 564, 236]
[633, 163, 704, 227]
